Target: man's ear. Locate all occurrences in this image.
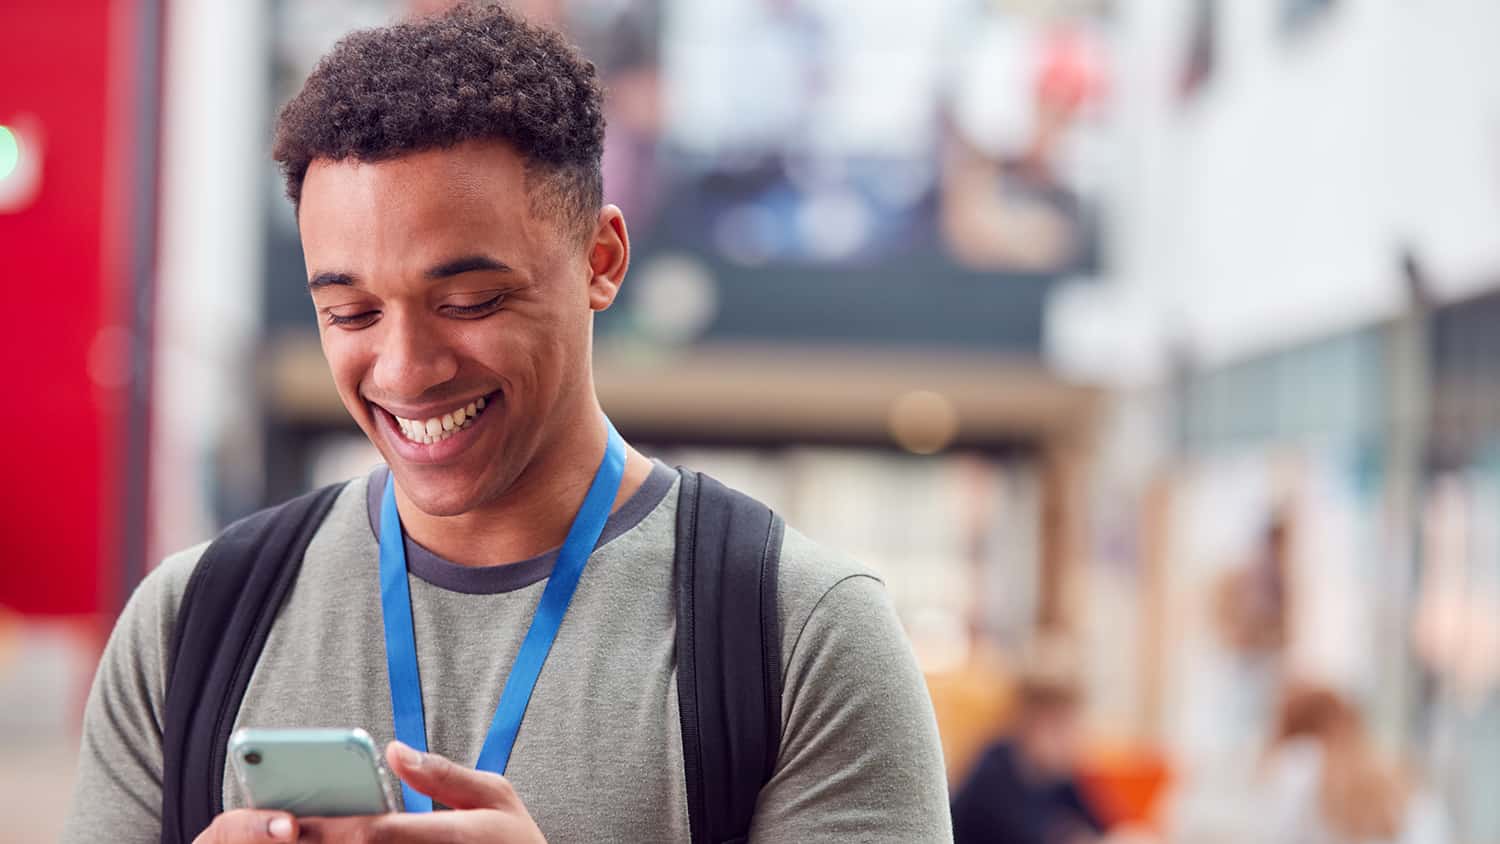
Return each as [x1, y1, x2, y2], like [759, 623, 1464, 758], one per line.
[586, 205, 630, 312]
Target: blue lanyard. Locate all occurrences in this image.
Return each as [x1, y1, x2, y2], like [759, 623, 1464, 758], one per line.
[378, 419, 626, 813]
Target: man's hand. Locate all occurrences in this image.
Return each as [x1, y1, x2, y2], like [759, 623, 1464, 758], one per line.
[297, 741, 545, 843]
[192, 741, 545, 843]
[192, 810, 299, 843]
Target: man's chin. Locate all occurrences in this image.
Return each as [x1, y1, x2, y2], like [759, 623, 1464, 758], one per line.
[387, 467, 490, 518]
[401, 494, 474, 519]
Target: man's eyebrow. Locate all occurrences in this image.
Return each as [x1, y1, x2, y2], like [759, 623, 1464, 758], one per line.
[308, 271, 357, 291]
[427, 255, 513, 279]
[306, 257, 510, 291]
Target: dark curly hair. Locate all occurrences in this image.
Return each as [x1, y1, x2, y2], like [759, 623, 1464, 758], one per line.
[272, 2, 605, 236]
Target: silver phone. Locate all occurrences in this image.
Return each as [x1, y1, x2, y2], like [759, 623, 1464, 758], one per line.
[228, 728, 396, 817]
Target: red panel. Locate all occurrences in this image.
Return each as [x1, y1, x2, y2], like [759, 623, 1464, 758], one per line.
[0, 2, 131, 615]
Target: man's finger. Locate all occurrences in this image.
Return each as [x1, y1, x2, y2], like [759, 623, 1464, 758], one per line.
[193, 809, 297, 843]
[303, 809, 542, 844]
[294, 816, 383, 843]
[386, 740, 519, 811]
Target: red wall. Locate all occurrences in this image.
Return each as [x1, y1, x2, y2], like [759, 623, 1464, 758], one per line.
[0, 2, 142, 615]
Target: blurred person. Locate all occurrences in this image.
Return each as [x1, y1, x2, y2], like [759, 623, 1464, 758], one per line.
[939, 24, 1102, 274]
[951, 647, 1107, 844]
[61, 4, 951, 843]
[1212, 512, 1291, 656]
[1257, 684, 1449, 844]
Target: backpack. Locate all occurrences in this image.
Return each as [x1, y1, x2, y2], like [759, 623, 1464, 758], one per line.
[159, 467, 784, 844]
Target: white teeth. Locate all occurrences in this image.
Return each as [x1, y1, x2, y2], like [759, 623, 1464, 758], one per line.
[391, 397, 489, 445]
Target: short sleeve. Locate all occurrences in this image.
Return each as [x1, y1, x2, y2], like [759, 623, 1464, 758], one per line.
[749, 574, 953, 842]
[60, 544, 204, 844]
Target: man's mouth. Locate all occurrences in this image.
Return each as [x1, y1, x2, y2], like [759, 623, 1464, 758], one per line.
[387, 395, 491, 445]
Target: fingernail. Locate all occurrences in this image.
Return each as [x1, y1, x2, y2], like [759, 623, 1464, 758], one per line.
[268, 816, 292, 839]
[399, 743, 424, 768]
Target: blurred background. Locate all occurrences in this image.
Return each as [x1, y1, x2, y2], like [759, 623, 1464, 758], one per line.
[3, 0, 1500, 841]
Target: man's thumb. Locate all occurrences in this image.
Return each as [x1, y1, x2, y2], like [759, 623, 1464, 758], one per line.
[194, 809, 297, 843]
[386, 741, 520, 811]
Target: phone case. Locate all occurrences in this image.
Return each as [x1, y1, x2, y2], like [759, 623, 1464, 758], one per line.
[228, 728, 397, 817]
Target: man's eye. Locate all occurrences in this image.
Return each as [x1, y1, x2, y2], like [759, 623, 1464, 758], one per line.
[326, 310, 379, 328]
[444, 293, 507, 318]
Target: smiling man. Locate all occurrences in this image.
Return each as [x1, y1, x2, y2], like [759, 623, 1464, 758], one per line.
[62, 4, 950, 843]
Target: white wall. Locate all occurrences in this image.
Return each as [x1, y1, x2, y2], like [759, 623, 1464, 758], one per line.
[1052, 0, 1500, 380]
[1382, 0, 1500, 297]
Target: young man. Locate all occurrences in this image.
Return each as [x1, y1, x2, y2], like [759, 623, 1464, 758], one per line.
[62, 4, 951, 843]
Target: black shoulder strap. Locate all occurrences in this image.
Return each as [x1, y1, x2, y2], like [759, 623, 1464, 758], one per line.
[159, 482, 345, 844]
[674, 468, 786, 844]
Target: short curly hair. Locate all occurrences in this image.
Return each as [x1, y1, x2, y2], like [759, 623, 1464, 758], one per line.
[272, 2, 605, 237]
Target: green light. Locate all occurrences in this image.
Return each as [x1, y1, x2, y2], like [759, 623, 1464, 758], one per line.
[0, 126, 18, 182]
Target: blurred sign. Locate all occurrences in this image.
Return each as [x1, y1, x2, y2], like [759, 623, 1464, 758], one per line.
[0, 1, 149, 615]
[0, 116, 43, 213]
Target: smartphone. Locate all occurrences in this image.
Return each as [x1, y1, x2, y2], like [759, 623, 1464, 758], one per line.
[228, 727, 396, 817]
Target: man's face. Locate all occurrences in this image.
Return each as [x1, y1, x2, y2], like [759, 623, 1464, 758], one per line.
[298, 141, 607, 517]
[1021, 707, 1083, 781]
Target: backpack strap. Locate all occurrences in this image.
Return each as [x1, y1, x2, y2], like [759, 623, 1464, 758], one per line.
[159, 482, 345, 844]
[674, 468, 786, 844]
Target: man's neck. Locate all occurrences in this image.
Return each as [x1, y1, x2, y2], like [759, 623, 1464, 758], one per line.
[392, 415, 654, 567]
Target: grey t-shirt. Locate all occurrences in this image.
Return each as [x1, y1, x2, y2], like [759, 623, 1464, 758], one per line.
[63, 462, 952, 842]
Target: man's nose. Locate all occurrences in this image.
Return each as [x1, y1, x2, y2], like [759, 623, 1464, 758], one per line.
[369, 311, 460, 400]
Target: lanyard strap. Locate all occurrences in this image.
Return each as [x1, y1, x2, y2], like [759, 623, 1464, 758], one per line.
[379, 419, 627, 813]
